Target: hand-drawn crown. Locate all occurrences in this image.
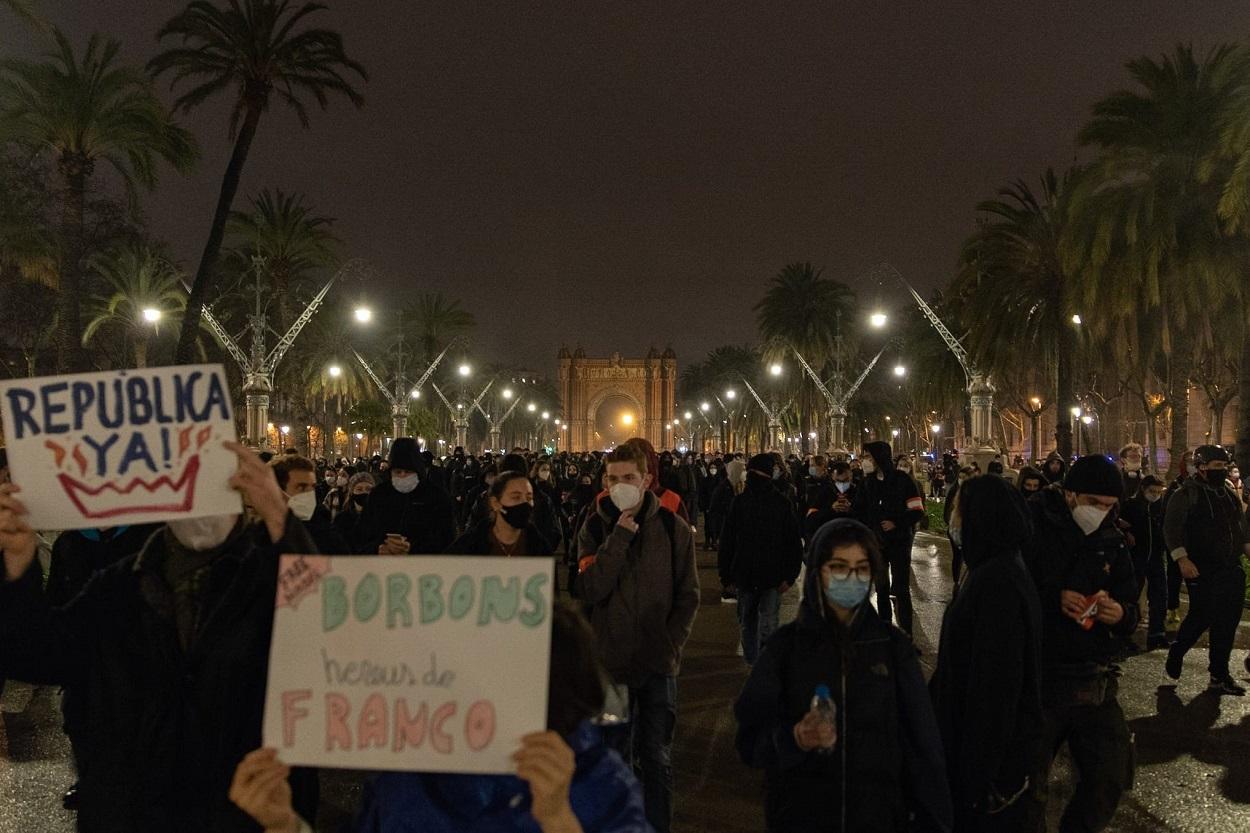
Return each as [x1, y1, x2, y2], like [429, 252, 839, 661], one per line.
[57, 455, 201, 519]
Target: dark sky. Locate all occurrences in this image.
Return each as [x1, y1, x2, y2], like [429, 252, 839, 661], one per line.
[12, 1, 1250, 374]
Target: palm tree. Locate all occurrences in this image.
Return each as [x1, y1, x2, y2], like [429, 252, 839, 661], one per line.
[954, 171, 1078, 457]
[403, 292, 476, 363]
[150, 0, 368, 364]
[1064, 44, 1242, 476]
[225, 188, 339, 333]
[1, 0, 48, 31]
[81, 245, 187, 368]
[0, 29, 198, 371]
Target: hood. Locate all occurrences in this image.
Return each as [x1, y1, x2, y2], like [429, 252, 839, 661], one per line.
[863, 441, 893, 475]
[959, 472, 1032, 569]
[799, 517, 877, 624]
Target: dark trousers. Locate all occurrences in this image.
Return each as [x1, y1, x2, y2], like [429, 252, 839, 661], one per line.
[1131, 550, 1169, 638]
[703, 511, 717, 546]
[876, 538, 914, 635]
[1025, 678, 1133, 833]
[1167, 557, 1182, 611]
[737, 587, 780, 666]
[1173, 563, 1246, 678]
[606, 674, 677, 833]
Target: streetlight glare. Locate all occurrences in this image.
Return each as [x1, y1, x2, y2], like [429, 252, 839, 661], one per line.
[541, 411, 550, 420]
[458, 364, 471, 377]
[684, 411, 692, 420]
[328, 364, 342, 378]
[769, 363, 783, 376]
[1082, 415, 1094, 425]
[893, 364, 906, 377]
[354, 306, 372, 323]
[725, 389, 736, 400]
[621, 412, 634, 425]
[870, 312, 888, 328]
[700, 402, 710, 411]
[931, 424, 941, 433]
[1071, 406, 1083, 418]
[503, 388, 513, 399]
[410, 389, 420, 399]
[1071, 313, 1083, 325]
[528, 402, 537, 412]
[141, 307, 161, 323]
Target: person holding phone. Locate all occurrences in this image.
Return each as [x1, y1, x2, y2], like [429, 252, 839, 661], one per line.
[357, 438, 458, 556]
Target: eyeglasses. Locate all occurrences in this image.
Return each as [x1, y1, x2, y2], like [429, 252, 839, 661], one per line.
[824, 564, 873, 582]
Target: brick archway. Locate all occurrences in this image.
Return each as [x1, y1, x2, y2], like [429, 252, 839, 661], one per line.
[558, 347, 677, 451]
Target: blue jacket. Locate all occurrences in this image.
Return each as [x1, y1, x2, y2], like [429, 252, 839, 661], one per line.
[352, 723, 651, 833]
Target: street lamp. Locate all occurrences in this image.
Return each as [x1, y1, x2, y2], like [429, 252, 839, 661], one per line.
[328, 364, 342, 378]
[725, 389, 736, 400]
[700, 402, 710, 412]
[142, 307, 161, 323]
[1071, 313, 1082, 325]
[354, 306, 372, 323]
[410, 389, 420, 399]
[684, 411, 692, 420]
[458, 364, 471, 377]
[528, 402, 537, 413]
[893, 364, 906, 377]
[541, 411, 550, 420]
[870, 311, 888, 328]
[503, 388, 513, 399]
[769, 363, 783, 377]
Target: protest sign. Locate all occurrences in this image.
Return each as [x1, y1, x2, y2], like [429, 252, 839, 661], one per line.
[263, 555, 554, 774]
[0, 364, 241, 529]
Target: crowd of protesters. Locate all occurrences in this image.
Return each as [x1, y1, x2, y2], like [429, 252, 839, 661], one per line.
[1, 430, 1248, 833]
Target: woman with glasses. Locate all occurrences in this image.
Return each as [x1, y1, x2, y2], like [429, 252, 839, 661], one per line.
[733, 519, 952, 833]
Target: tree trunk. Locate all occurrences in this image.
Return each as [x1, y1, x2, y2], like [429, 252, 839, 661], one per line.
[1165, 335, 1194, 480]
[55, 160, 87, 373]
[175, 107, 263, 363]
[1145, 404, 1160, 474]
[1055, 326, 1075, 459]
[134, 337, 147, 369]
[1237, 316, 1250, 466]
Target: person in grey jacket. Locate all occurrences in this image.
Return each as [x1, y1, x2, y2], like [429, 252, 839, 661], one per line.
[576, 443, 699, 833]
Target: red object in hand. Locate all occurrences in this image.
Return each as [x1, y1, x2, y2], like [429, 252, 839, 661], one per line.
[1077, 595, 1100, 631]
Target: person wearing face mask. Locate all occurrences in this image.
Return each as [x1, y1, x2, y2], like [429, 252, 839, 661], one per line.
[322, 468, 352, 520]
[576, 443, 699, 833]
[718, 454, 803, 667]
[1162, 445, 1250, 695]
[1227, 464, 1249, 511]
[734, 518, 952, 833]
[804, 461, 858, 539]
[357, 437, 458, 556]
[449, 471, 554, 556]
[1015, 466, 1045, 498]
[1120, 475, 1171, 650]
[1117, 443, 1145, 500]
[697, 458, 722, 550]
[931, 475, 1042, 833]
[0, 441, 322, 831]
[272, 455, 349, 555]
[1018, 454, 1138, 833]
[851, 441, 925, 636]
[333, 472, 376, 554]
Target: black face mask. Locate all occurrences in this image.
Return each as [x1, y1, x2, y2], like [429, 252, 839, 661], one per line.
[351, 492, 369, 509]
[500, 502, 534, 530]
[1204, 469, 1228, 488]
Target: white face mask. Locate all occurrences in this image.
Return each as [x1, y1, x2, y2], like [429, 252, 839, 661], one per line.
[392, 473, 420, 494]
[1071, 503, 1111, 536]
[288, 491, 317, 522]
[1145, 492, 1163, 503]
[168, 514, 239, 551]
[861, 458, 876, 475]
[609, 483, 643, 512]
[835, 480, 851, 493]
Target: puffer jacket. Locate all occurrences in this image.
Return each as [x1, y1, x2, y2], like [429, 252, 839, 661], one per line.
[577, 491, 699, 687]
[734, 522, 952, 833]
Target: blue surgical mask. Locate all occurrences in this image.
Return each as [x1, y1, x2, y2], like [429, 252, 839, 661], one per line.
[834, 481, 851, 494]
[824, 574, 871, 609]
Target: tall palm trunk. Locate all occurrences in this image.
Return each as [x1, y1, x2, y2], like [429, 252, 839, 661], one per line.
[1236, 311, 1250, 466]
[134, 337, 148, 369]
[1055, 327, 1076, 459]
[175, 106, 262, 362]
[1165, 330, 1194, 480]
[55, 156, 88, 373]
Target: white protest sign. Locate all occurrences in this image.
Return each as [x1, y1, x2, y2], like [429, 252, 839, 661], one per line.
[0, 364, 241, 529]
[263, 555, 554, 774]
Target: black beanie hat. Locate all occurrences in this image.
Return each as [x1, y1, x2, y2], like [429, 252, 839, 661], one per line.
[388, 437, 424, 473]
[747, 453, 775, 476]
[1063, 454, 1124, 500]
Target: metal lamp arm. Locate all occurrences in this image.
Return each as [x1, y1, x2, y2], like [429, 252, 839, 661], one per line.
[468, 380, 495, 413]
[352, 348, 397, 407]
[199, 303, 251, 372]
[792, 348, 836, 405]
[843, 347, 886, 404]
[263, 276, 336, 374]
[431, 383, 457, 417]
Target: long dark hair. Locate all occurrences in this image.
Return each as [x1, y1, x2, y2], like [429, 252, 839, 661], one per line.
[547, 602, 606, 735]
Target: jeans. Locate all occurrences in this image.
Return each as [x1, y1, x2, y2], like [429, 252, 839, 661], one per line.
[737, 587, 780, 666]
[1131, 549, 1169, 638]
[606, 674, 677, 833]
[1172, 563, 1246, 678]
[1167, 557, 1182, 612]
[876, 538, 914, 635]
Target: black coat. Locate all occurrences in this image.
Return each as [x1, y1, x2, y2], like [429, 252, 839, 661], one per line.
[46, 524, 161, 607]
[446, 518, 555, 556]
[804, 481, 859, 539]
[1120, 494, 1166, 564]
[718, 478, 803, 590]
[357, 478, 459, 555]
[853, 444, 924, 548]
[0, 515, 319, 832]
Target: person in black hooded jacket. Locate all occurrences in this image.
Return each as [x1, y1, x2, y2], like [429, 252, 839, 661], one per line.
[852, 441, 925, 635]
[357, 437, 458, 555]
[931, 475, 1043, 832]
[734, 518, 952, 833]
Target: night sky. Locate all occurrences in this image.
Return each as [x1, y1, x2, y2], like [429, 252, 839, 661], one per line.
[11, 2, 1249, 373]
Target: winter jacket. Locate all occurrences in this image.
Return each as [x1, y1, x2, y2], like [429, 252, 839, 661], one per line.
[697, 470, 722, 512]
[718, 476, 803, 591]
[930, 529, 1042, 817]
[1120, 494, 1166, 565]
[350, 722, 649, 833]
[853, 442, 924, 548]
[357, 477, 459, 555]
[577, 491, 699, 687]
[1040, 452, 1067, 485]
[734, 529, 952, 833]
[446, 519, 555, 556]
[304, 505, 350, 554]
[333, 503, 371, 553]
[1020, 487, 1140, 674]
[46, 524, 161, 607]
[1163, 475, 1250, 573]
[804, 481, 859, 539]
[0, 515, 320, 833]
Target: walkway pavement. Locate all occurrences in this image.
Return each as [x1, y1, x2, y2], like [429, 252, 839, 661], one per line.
[3, 532, 1249, 832]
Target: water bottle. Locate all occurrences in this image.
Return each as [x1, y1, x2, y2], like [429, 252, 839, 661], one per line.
[810, 684, 837, 755]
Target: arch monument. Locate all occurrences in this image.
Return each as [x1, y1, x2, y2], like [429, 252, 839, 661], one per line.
[558, 346, 678, 451]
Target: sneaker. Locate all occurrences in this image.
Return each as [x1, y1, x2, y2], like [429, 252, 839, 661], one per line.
[1165, 646, 1184, 680]
[1208, 676, 1247, 696]
[63, 784, 80, 811]
[735, 641, 744, 657]
[1146, 634, 1172, 651]
[720, 590, 737, 604]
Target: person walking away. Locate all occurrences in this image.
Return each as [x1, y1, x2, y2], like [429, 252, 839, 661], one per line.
[932, 475, 1042, 832]
[852, 441, 925, 635]
[1120, 475, 1171, 650]
[708, 459, 744, 599]
[734, 519, 952, 833]
[577, 444, 699, 833]
[718, 454, 803, 666]
[448, 471, 555, 556]
[0, 443, 321, 831]
[1018, 455, 1139, 833]
[1163, 445, 1249, 695]
[357, 437, 458, 555]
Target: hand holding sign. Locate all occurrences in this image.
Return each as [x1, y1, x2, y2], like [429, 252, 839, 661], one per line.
[0, 484, 37, 582]
[228, 749, 299, 833]
[225, 440, 289, 542]
[514, 731, 577, 828]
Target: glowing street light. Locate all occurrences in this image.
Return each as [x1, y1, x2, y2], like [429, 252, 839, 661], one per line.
[700, 402, 710, 412]
[725, 389, 737, 400]
[458, 364, 471, 377]
[1071, 313, 1083, 325]
[893, 364, 906, 377]
[891, 428, 900, 438]
[141, 307, 161, 323]
[684, 411, 692, 420]
[528, 402, 537, 413]
[931, 424, 941, 434]
[1030, 396, 1041, 407]
[621, 412, 634, 425]
[541, 411, 550, 420]
[870, 311, 888, 328]
[1071, 406, 1083, 418]
[769, 363, 783, 377]
[410, 389, 421, 399]
[354, 306, 372, 323]
[328, 364, 342, 378]
[280, 425, 291, 436]
[1081, 415, 1094, 425]
[503, 388, 514, 399]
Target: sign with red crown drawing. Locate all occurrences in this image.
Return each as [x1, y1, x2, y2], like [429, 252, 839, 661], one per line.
[0, 364, 241, 529]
